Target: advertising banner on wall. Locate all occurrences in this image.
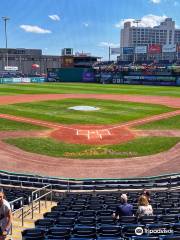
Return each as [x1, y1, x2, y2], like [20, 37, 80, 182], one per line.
[123, 47, 134, 55]
[162, 44, 176, 53]
[135, 46, 147, 54]
[148, 44, 161, 54]
[111, 48, 121, 55]
[82, 70, 95, 82]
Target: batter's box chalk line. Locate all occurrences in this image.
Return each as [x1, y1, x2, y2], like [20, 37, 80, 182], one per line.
[76, 129, 111, 139]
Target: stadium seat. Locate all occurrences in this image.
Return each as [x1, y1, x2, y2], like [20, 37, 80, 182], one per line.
[34, 218, 54, 230]
[97, 225, 121, 238]
[46, 227, 71, 239]
[72, 226, 96, 238]
[22, 228, 45, 240]
[159, 236, 180, 240]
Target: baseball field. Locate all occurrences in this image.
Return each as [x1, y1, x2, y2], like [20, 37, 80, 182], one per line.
[0, 83, 179, 178]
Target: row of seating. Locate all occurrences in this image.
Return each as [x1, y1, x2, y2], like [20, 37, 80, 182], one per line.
[1, 171, 180, 191]
[22, 224, 180, 239]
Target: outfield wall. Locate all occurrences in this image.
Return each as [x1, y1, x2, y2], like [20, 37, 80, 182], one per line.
[47, 68, 180, 86]
[47, 68, 95, 82]
[98, 73, 180, 86]
[0, 77, 46, 84]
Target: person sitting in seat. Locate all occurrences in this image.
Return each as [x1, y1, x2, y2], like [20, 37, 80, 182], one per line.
[142, 189, 151, 203]
[113, 194, 133, 220]
[136, 195, 153, 219]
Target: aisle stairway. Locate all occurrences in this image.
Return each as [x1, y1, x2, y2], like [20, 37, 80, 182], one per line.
[9, 200, 56, 240]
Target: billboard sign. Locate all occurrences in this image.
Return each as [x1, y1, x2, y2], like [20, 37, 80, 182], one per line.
[162, 44, 176, 53]
[111, 48, 121, 55]
[123, 47, 134, 55]
[135, 46, 147, 54]
[148, 44, 161, 54]
[82, 70, 95, 82]
[4, 66, 18, 71]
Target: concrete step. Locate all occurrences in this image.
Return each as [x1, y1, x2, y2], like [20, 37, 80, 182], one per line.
[9, 200, 57, 240]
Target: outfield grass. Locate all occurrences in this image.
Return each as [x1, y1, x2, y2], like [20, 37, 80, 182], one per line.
[0, 99, 174, 125]
[136, 115, 180, 130]
[0, 83, 179, 97]
[5, 136, 180, 159]
[0, 118, 47, 131]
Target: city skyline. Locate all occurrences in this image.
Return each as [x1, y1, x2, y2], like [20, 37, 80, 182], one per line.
[0, 0, 180, 60]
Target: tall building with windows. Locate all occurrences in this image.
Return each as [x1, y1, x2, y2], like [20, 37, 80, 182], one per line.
[120, 18, 180, 62]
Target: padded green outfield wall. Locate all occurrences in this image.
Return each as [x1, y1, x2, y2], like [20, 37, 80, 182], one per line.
[47, 68, 95, 82]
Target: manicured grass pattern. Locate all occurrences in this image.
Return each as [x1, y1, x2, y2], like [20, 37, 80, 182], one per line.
[0, 99, 174, 125]
[0, 118, 47, 131]
[5, 137, 180, 159]
[0, 83, 179, 97]
[136, 115, 180, 130]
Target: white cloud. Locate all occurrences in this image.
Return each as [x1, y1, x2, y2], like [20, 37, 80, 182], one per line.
[98, 42, 119, 48]
[150, 0, 161, 4]
[115, 14, 167, 28]
[82, 22, 89, 27]
[20, 25, 51, 34]
[48, 14, 60, 21]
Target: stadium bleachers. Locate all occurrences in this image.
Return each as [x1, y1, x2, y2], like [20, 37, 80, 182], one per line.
[1, 171, 180, 239]
[20, 190, 180, 239]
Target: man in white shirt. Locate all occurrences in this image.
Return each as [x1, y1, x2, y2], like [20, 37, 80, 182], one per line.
[0, 191, 12, 240]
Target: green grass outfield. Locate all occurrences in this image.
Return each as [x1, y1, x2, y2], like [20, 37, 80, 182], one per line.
[5, 137, 180, 159]
[0, 83, 179, 97]
[0, 99, 174, 125]
[135, 115, 180, 130]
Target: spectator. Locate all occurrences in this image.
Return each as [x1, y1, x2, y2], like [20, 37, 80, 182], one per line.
[0, 191, 12, 240]
[136, 195, 153, 219]
[142, 189, 151, 203]
[113, 194, 133, 220]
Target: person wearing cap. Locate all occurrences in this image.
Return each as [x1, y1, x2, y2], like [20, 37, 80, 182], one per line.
[113, 194, 133, 220]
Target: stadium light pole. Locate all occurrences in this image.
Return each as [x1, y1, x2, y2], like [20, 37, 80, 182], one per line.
[2, 16, 10, 67]
[133, 19, 141, 63]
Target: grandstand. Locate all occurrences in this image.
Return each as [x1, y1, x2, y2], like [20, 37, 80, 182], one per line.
[1, 170, 180, 239]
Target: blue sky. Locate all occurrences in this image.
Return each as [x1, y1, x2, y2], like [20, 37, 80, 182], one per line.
[0, 0, 180, 60]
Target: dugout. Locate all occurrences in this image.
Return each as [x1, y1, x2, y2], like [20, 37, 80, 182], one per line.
[47, 67, 96, 82]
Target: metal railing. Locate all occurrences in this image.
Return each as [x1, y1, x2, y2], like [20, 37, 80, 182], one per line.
[31, 184, 52, 219]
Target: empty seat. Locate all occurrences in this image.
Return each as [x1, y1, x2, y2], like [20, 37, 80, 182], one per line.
[43, 211, 60, 219]
[22, 228, 45, 240]
[159, 236, 180, 240]
[34, 218, 54, 229]
[159, 215, 179, 223]
[55, 217, 75, 227]
[46, 227, 71, 239]
[97, 216, 116, 225]
[139, 215, 158, 224]
[119, 216, 137, 224]
[76, 216, 96, 226]
[97, 225, 121, 238]
[72, 226, 96, 238]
